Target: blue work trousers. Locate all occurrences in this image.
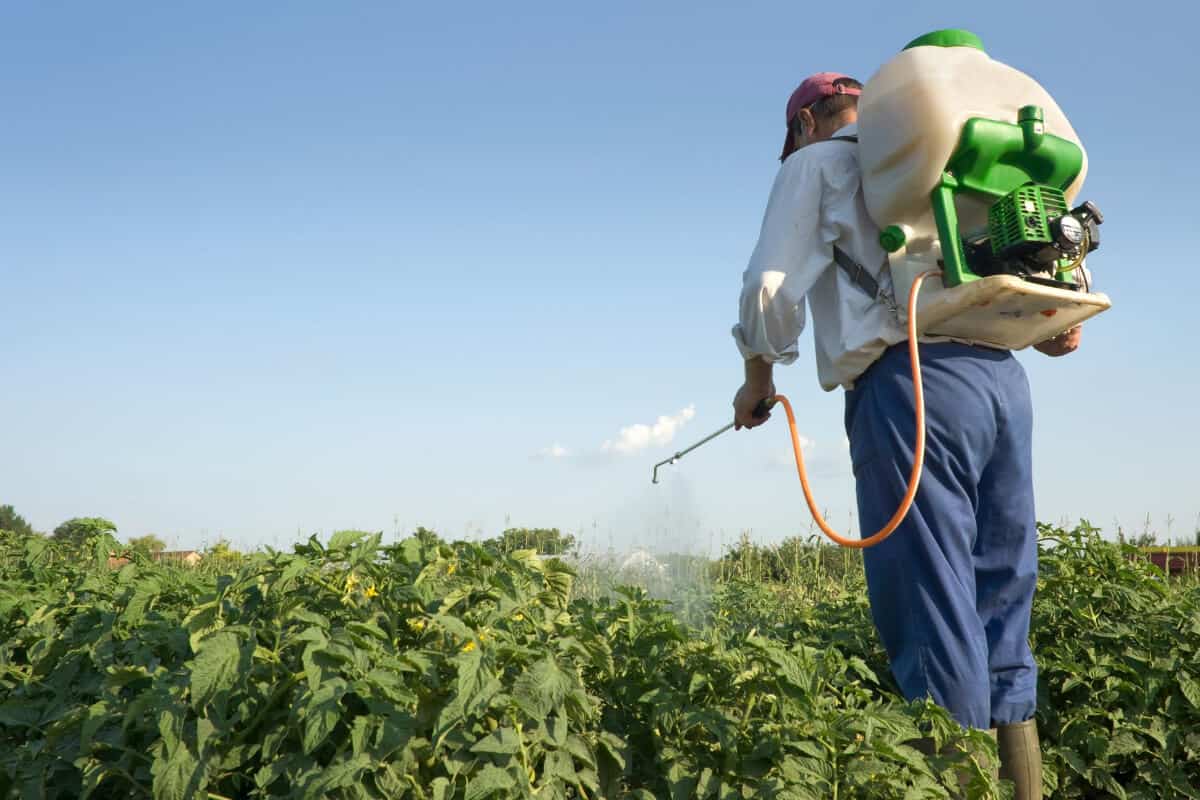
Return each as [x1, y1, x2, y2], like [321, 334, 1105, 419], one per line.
[844, 342, 1037, 729]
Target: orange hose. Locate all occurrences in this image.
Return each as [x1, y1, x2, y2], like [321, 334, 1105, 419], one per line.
[769, 269, 940, 549]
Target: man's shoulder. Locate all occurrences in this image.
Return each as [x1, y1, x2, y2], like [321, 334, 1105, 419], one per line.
[780, 135, 859, 175]
[775, 141, 859, 201]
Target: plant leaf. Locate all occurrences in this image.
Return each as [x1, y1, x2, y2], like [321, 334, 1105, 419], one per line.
[464, 765, 516, 800]
[189, 630, 243, 709]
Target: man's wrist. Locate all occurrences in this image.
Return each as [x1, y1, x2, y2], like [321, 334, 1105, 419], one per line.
[743, 356, 774, 389]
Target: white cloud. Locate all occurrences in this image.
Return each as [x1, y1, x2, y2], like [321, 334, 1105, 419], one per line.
[602, 404, 696, 455]
[533, 443, 570, 460]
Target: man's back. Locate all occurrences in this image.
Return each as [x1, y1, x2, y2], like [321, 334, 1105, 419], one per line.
[734, 123, 905, 391]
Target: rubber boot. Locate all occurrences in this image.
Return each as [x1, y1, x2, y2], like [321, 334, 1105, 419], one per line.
[997, 718, 1042, 800]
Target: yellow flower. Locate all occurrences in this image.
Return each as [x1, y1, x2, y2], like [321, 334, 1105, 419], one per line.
[446, 563, 457, 576]
[345, 573, 358, 590]
[364, 584, 379, 599]
[855, 733, 864, 742]
[513, 613, 524, 622]
[461, 640, 476, 653]
[407, 618, 426, 632]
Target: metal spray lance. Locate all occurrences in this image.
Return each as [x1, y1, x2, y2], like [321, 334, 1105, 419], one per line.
[650, 399, 773, 484]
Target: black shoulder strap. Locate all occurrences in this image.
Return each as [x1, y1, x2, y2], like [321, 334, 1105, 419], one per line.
[833, 246, 881, 299]
[826, 135, 859, 143]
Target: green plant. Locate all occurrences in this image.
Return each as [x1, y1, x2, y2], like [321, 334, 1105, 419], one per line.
[2, 522, 1195, 798]
[1032, 522, 1200, 798]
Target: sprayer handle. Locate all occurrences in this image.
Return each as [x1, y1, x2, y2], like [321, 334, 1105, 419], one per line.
[753, 397, 776, 419]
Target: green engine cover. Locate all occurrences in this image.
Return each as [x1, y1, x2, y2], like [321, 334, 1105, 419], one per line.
[988, 184, 1068, 257]
[930, 104, 1084, 287]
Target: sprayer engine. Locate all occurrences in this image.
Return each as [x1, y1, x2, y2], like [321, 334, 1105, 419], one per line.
[965, 194, 1104, 285]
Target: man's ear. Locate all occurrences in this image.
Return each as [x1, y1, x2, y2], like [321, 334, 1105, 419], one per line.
[796, 108, 814, 138]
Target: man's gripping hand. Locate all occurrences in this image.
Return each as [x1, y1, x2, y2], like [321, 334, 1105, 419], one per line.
[735, 356, 776, 430]
[733, 382, 775, 430]
[1034, 325, 1082, 357]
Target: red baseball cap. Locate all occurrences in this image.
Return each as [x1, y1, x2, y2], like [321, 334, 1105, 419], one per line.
[780, 72, 862, 161]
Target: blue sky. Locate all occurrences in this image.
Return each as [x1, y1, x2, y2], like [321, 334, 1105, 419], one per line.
[3, 1, 1197, 553]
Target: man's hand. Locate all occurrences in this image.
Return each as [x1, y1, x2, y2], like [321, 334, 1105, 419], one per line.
[734, 382, 775, 429]
[1033, 325, 1082, 357]
[734, 357, 776, 430]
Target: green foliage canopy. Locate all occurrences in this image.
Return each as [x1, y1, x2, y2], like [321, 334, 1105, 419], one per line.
[483, 527, 577, 555]
[128, 534, 166, 554]
[51, 517, 117, 548]
[0, 505, 34, 537]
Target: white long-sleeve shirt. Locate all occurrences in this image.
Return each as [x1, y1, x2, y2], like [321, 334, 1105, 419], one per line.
[732, 123, 910, 391]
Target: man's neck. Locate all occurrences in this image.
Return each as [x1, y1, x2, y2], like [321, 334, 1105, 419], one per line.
[828, 113, 857, 134]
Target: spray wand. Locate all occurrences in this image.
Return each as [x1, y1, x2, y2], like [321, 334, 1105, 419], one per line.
[650, 269, 940, 549]
[650, 399, 773, 484]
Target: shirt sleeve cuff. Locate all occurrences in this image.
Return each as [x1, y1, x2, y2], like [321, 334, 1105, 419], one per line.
[731, 324, 799, 365]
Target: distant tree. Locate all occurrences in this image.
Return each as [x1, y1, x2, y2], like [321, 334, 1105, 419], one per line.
[484, 527, 577, 555]
[128, 534, 166, 554]
[413, 526, 441, 544]
[202, 538, 243, 570]
[206, 538, 235, 556]
[0, 505, 35, 537]
[713, 533, 862, 584]
[53, 517, 118, 548]
[1129, 531, 1158, 548]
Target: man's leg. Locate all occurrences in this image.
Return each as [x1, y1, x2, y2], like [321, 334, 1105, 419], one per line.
[973, 354, 1041, 798]
[973, 353, 1037, 725]
[845, 343, 1005, 730]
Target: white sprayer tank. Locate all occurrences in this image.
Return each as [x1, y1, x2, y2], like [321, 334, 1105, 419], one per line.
[858, 39, 1087, 251]
[854, 33, 1108, 349]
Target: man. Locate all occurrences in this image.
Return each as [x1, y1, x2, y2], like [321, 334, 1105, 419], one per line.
[731, 72, 1080, 799]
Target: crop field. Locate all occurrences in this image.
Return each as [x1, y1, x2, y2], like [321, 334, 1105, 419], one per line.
[1, 523, 1199, 799]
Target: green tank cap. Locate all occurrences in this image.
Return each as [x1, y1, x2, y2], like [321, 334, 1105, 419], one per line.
[880, 225, 907, 253]
[1019, 105, 1044, 123]
[904, 29, 986, 52]
[1019, 105, 1046, 150]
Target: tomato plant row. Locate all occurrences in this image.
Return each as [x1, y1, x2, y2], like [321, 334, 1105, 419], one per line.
[0, 523, 1197, 799]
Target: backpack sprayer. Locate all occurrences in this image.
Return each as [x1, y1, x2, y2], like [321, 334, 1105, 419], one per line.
[651, 29, 1111, 549]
